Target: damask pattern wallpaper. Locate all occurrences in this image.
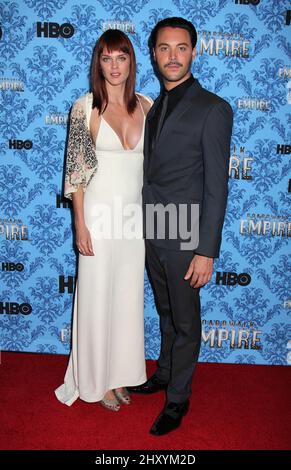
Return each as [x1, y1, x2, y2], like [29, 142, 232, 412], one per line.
[0, 0, 290, 365]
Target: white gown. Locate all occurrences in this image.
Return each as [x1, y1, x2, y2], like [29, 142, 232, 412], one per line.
[55, 96, 147, 405]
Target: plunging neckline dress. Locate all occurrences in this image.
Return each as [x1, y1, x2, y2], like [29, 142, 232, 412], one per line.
[55, 93, 147, 405]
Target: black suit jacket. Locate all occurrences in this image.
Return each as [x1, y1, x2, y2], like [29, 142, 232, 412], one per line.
[142, 79, 233, 258]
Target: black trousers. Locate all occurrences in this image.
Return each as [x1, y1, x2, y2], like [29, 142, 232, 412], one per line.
[145, 240, 201, 403]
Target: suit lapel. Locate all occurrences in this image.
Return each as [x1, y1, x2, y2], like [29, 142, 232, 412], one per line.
[155, 80, 202, 148]
[147, 94, 162, 122]
[144, 94, 162, 173]
[145, 80, 202, 175]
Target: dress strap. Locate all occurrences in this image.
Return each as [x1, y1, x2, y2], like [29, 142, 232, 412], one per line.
[136, 93, 154, 117]
[136, 92, 154, 106]
[86, 92, 93, 130]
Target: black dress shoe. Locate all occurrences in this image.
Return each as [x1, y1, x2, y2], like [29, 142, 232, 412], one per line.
[127, 375, 168, 394]
[149, 400, 190, 436]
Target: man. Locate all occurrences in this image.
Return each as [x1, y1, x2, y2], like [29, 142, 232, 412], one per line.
[129, 17, 233, 436]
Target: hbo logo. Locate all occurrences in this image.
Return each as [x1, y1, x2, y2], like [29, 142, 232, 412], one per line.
[235, 0, 260, 4]
[2, 262, 24, 271]
[0, 302, 32, 315]
[9, 140, 33, 150]
[216, 272, 251, 286]
[36, 22, 74, 38]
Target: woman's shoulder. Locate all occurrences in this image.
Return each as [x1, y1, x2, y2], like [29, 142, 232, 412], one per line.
[136, 92, 154, 105]
[136, 92, 154, 114]
[71, 92, 93, 112]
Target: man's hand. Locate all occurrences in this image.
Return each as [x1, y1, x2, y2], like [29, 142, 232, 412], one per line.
[184, 254, 213, 288]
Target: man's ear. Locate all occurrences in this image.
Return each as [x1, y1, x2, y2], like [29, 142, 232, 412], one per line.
[152, 48, 156, 61]
[192, 47, 197, 61]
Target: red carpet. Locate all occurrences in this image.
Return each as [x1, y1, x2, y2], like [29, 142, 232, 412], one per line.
[0, 352, 290, 450]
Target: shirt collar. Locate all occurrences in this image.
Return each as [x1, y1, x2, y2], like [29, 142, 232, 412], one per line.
[163, 74, 195, 99]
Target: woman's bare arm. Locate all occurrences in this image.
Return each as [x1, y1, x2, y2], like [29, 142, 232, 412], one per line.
[72, 186, 94, 256]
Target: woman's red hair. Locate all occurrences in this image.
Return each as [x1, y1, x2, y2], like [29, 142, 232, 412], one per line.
[90, 29, 137, 115]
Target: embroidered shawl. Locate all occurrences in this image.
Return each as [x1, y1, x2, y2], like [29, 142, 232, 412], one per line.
[64, 92, 153, 200]
[64, 93, 97, 200]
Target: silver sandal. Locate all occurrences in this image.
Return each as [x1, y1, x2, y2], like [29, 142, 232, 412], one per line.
[114, 387, 131, 405]
[100, 394, 121, 412]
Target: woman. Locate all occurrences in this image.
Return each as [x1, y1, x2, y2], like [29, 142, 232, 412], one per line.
[55, 29, 152, 411]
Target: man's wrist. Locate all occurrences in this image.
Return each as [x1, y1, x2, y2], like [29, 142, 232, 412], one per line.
[194, 251, 214, 260]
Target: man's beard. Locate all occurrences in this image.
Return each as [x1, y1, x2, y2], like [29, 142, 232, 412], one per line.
[158, 57, 192, 82]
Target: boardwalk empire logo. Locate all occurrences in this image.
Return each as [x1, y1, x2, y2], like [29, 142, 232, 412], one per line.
[198, 31, 250, 57]
[60, 325, 71, 344]
[0, 78, 25, 91]
[101, 20, 135, 33]
[45, 112, 68, 125]
[202, 320, 262, 349]
[229, 145, 253, 180]
[0, 218, 28, 240]
[240, 214, 291, 237]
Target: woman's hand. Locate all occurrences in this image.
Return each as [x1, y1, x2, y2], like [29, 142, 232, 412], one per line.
[75, 223, 94, 256]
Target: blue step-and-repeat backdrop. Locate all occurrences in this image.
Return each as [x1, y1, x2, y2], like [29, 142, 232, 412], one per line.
[0, 0, 290, 365]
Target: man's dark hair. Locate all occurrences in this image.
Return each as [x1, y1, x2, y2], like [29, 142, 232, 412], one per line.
[149, 17, 197, 49]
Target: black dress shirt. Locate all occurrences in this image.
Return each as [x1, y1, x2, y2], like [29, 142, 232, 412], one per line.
[149, 74, 195, 151]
